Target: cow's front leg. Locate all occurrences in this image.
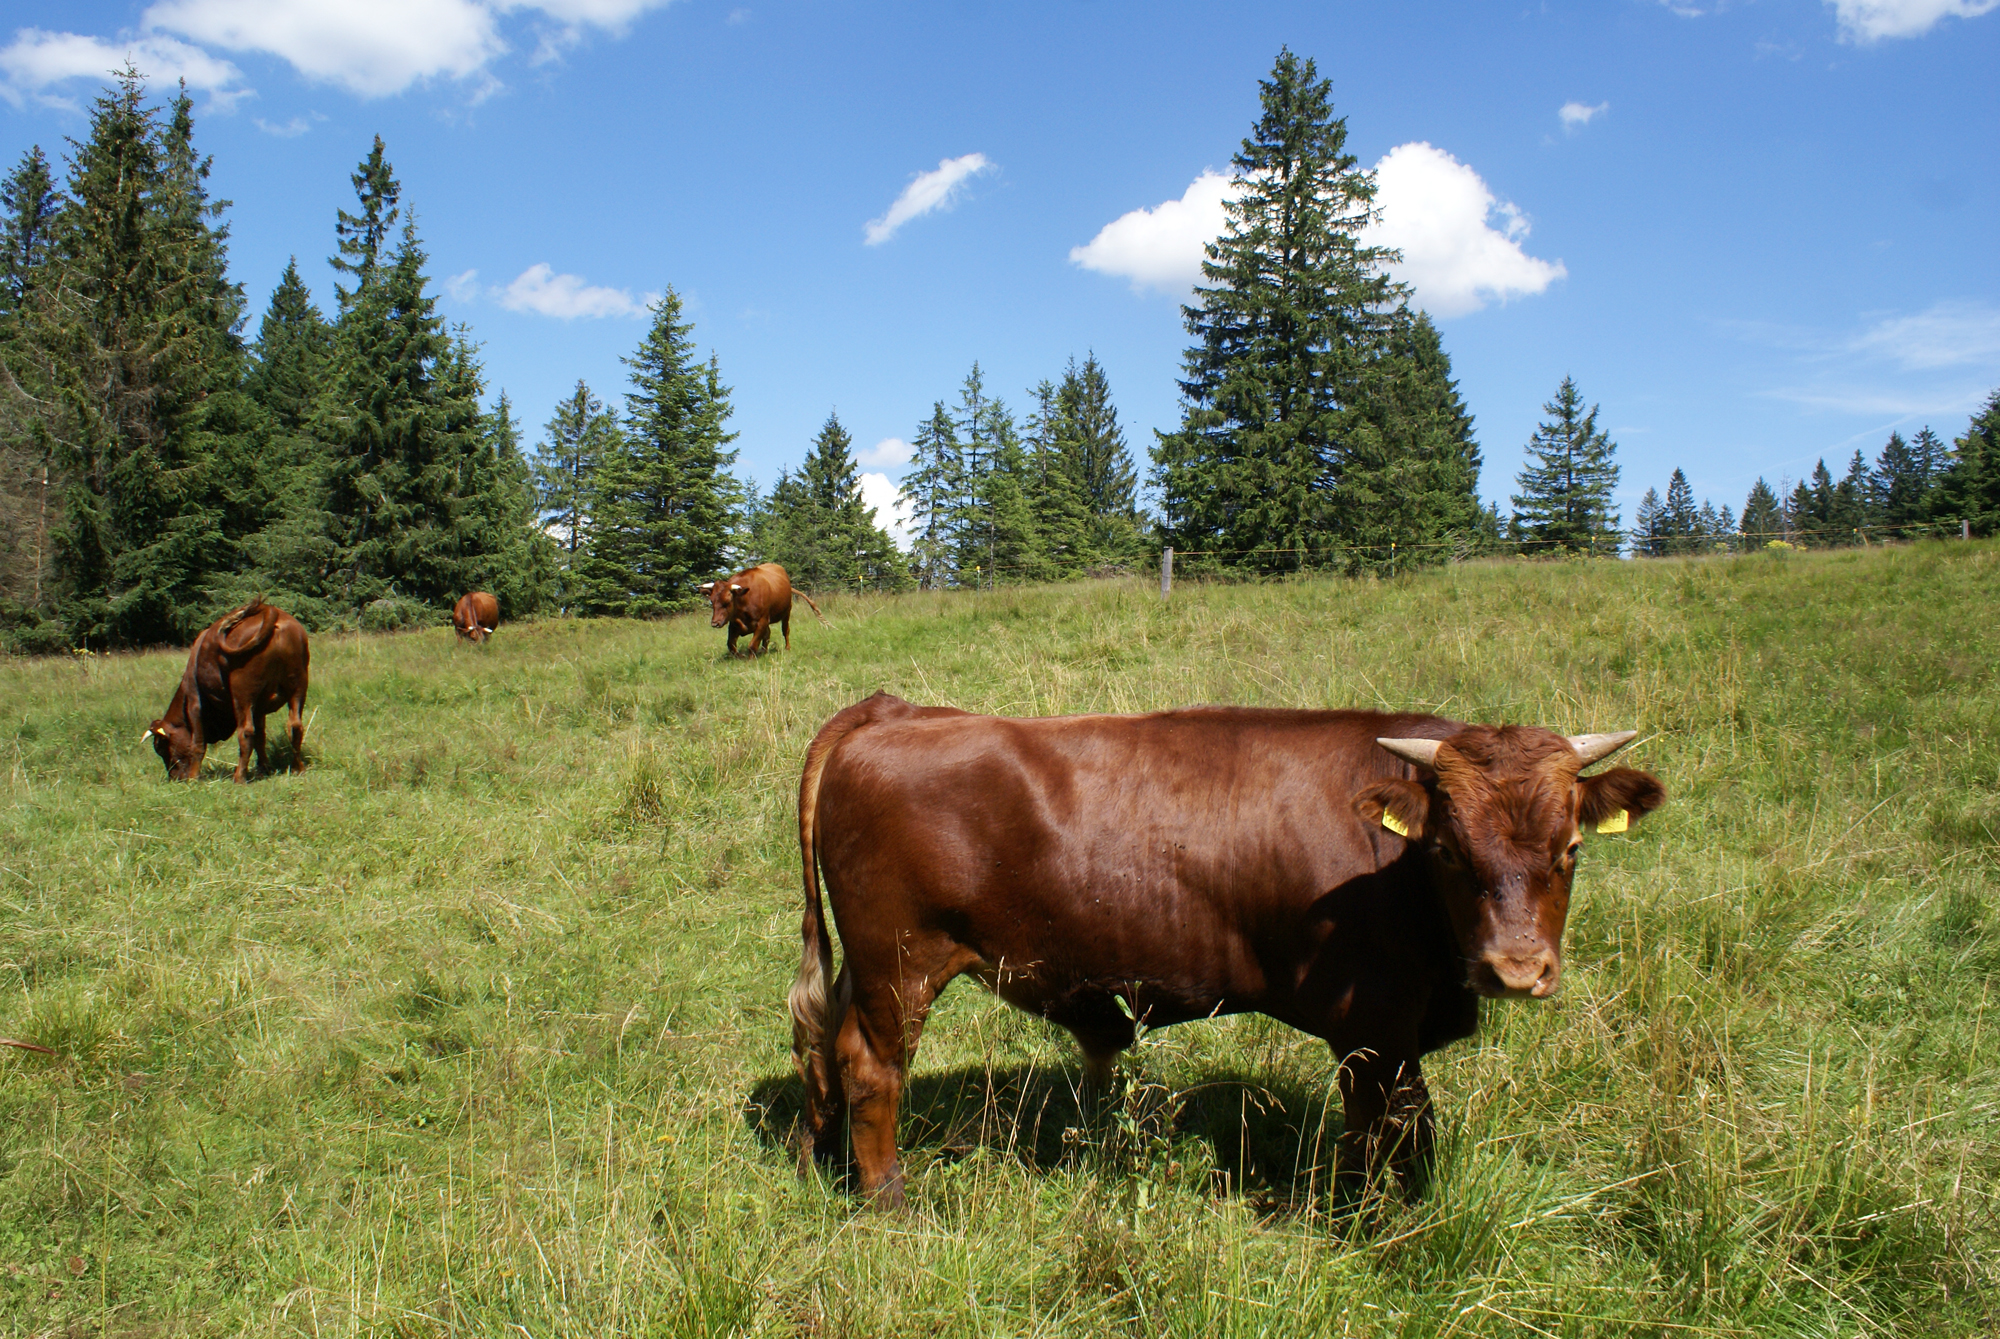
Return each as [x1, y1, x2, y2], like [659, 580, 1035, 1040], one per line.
[1333, 1048, 1433, 1200]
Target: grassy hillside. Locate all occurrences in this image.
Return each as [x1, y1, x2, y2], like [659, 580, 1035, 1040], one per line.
[2, 544, 1996, 1337]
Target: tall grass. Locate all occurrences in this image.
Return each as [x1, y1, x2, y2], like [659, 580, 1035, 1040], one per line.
[1, 542, 1995, 1336]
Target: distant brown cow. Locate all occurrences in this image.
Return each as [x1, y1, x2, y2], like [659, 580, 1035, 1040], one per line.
[698, 562, 822, 656]
[453, 591, 500, 642]
[145, 598, 310, 783]
[789, 693, 1666, 1206]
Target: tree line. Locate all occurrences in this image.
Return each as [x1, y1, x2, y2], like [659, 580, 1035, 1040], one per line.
[0, 74, 550, 652]
[1628, 404, 2000, 556]
[6, 60, 1998, 653]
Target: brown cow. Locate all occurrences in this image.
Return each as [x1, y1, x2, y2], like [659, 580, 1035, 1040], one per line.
[698, 562, 822, 656]
[144, 598, 311, 783]
[453, 591, 500, 642]
[789, 693, 1666, 1207]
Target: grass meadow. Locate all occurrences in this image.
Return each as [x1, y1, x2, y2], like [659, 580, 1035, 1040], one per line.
[1, 542, 1997, 1337]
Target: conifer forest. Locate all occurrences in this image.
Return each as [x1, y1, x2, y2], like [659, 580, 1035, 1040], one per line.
[2, 55, 1997, 654]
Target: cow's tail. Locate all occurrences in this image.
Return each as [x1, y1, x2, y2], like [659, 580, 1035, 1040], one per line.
[216, 597, 278, 657]
[789, 696, 914, 1151]
[795, 589, 827, 625]
[789, 711, 850, 1123]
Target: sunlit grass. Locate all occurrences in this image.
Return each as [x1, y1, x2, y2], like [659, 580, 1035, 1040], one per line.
[1, 542, 1996, 1335]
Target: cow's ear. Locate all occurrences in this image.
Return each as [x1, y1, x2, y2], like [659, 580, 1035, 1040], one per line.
[1578, 767, 1666, 834]
[1353, 778, 1430, 842]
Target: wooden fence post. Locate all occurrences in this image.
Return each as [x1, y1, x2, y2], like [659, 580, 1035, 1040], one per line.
[1160, 547, 1173, 599]
[1965, 519, 1973, 541]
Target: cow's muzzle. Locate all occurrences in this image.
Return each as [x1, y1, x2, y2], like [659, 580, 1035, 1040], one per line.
[1470, 949, 1561, 1000]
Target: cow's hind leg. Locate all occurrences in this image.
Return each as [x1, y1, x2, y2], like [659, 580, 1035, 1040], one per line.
[252, 709, 270, 775]
[286, 687, 307, 773]
[233, 699, 256, 783]
[781, 613, 791, 651]
[834, 958, 957, 1208]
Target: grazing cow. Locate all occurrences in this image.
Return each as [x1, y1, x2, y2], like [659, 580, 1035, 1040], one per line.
[453, 591, 500, 643]
[697, 562, 823, 656]
[789, 693, 1666, 1207]
[144, 598, 311, 783]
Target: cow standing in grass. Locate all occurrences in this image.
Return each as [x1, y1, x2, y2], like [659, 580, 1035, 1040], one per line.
[453, 591, 500, 643]
[145, 598, 311, 783]
[789, 692, 1666, 1207]
[699, 563, 822, 656]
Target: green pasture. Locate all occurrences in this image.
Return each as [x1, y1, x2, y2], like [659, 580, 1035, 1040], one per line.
[1, 543, 1996, 1336]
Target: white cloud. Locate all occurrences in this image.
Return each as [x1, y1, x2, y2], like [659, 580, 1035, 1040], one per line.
[252, 111, 322, 136]
[5, 1, 678, 104]
[495, 264, 651, 319]
[864, 152, 993, 246]
[1367, 142, 1566, 318]
[1846, 301, 2000, 370]
[858, 437, 911, 469]
[0, 28, 248, 108]
[142, 0, 503, 98]
[444, 268, 481, 302]
[859, 472, 912, 550]
[1068, 169, 1232, 292]
[1828, 0, 1998, 41]
[1559, 100, 1607, 131]
[1069, 148, 1563, 317]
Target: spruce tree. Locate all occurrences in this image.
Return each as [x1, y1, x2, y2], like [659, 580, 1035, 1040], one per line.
[1872, 430, 1931, 531]
[1025, 378, 1093, 574]
[1631, 488, 1663, 557]
[577, 291, 741, 616]
[1830, 449, 1870, 541]
[330, 136, 399, 312]
[1662, 468, 1700, 554]
[246, 259, 331, 434]
[1934, 390, 2000, 536]
[795, 411, 900, 591]
[1337, 309, 1486, 567]
[1741, 478, 1782, 543]
[461, 387, 553, 617]
[1509, 376, 1622, 554]
[323, 211, 469, 607]
[901, 400, 960, 589]
[40, 71, 249, 644]
[1152, 48, 1400, 566]
[0, 146, 64, 618]
[534, 379, 617, 606]
[1910, 427, 1947, 496]
[0, 146, 61, 320]
[1058, 355, 1145, 563]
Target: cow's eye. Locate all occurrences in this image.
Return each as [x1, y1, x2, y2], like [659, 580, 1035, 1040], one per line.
[1563, 841, 1582, 865]
[1432, 843, 1462, 868]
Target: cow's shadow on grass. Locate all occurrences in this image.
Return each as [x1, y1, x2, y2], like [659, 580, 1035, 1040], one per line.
[744, 1061, 1348, 1210]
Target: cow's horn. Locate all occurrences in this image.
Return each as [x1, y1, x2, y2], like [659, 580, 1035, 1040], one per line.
[141, 727, 154, 742]
[1376, 737, 1441, 770]
[730, 583, 745, 593]
[697, 582, 714, 592]
[1568, 731, 1639, 765]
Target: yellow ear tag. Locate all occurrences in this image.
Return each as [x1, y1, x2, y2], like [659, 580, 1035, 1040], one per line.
[1596, 809, 1629, 835]
[1381, 811, 1409, 838]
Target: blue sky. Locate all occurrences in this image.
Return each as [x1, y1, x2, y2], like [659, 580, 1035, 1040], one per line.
[5, 1, 1997, 541]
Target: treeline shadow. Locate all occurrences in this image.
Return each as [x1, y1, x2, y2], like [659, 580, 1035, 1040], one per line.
[744, 1060, 1347, 1210]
